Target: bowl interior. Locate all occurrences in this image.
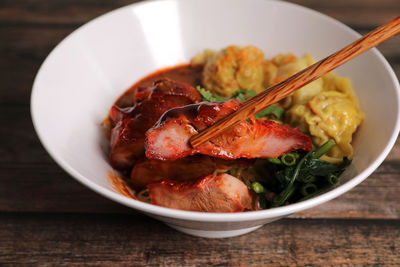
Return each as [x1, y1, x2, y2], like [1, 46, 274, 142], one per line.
[31, 0, 400, 221]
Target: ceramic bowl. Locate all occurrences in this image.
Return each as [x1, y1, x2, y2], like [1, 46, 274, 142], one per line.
[31, 0, 400, 238]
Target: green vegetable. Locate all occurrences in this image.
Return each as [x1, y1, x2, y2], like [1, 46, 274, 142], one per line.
[296, 158, 341, 181]
[275, 140, 339, 179]
[313, 139, 336, 159]
[258, 193, 267, 209]
[195, 87, 285, 121]
[299, 156, 350, 181]
[232, 88, 257, 102]
[276, 151, 349, 184]
[271, 184, 298, 208]
[196, 87, 258, 103]
[246, 89, 257, 98]
[268, 157, 282, 165]
[281, 153, 297, 166]
[271, 151, 313, 207]
[196, 86, 228, 102]
[276, 166, 293, 184]
[251, 182, 265, 193]
[231, 88, 247, 97]
[301, 175, 317, 183]
[235, 93, 247, 102]
[327, 174, 338, 185]
[254, 105, 285, 120]
[231, 88, 256, 98]
[300, 183, 318, 196]
[270, 139, 349, 207]
[298, 172, 343, 202]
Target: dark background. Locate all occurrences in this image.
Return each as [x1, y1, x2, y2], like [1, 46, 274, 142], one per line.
[1, 0, 399, 265]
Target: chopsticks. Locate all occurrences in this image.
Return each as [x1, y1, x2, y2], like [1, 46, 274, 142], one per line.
[190, 16, 400, 148]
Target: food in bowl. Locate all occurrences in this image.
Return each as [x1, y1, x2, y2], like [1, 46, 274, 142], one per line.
[104, 45, 364, 212]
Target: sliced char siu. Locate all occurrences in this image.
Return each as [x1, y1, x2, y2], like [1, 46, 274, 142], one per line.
[145, 100, 312, 161]
[148, 173, 256, 212]
[130, 156, 231, 190]
[109, 79, 201, 170]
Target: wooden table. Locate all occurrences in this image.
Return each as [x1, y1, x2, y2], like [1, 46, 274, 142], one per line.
[1, 0, 399, 265]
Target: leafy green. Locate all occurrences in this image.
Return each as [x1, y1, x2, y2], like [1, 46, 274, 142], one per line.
[276, 166, 293, 185]
[281, 152, 297, 166]
[313, 139, 336, 159]
[196, 86, 228, 102]
[297, 158, 341, 180]
[235, 93, 246, 102]
[246, 89, 257, 98]
[254, 105, 285, 120]
[251, 182, 265, 193]
[269, 140, 351, 207]
[231, 88, 257, 102]
[196, 86, 259, 103]
[327, 174, 338, 185]
[300, 183, 317, 196]
[195, 86, 285, 120]
[258, 193, 267, 209]
[274, 150, 350, 185]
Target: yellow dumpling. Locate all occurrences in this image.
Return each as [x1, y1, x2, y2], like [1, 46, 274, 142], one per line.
[286, 74, 364, 163]
[263, 53, 365, 163]
[190, 49, 216, 67]
[201, 46, 265, 97]
[264, 54, 324, 105]
[310, 91, 364, 160]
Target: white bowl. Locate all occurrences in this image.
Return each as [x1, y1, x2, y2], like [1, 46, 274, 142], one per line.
[31, 0, 400, 238]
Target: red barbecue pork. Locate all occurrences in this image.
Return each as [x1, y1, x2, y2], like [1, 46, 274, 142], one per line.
[109, 79, 201, 170]
[130, 156, 231, 190]
[148, 173, 256, 212]
[145, 100, 312, 161]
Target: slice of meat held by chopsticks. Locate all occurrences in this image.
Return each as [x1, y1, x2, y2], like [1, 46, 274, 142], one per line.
[148, 173, 255, 212]
[145, 100, 312, 161]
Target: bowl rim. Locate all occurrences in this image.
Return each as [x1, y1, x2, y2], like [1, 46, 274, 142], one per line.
[31, 0, 400, 222]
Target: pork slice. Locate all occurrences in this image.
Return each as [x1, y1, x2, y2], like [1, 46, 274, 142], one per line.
[148, 173, 254, 212]
[131, 78, 202, 110]
[145, 100, 312, 161]
[150, 78, 202, 103]
[109, 118, 145, 170]
[109, 79, 201, 170]
[130, 156, 230, 190]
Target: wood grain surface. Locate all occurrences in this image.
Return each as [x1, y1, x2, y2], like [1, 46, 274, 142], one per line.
[1, 213, 399, 266]
[1, 0, 400, 265]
